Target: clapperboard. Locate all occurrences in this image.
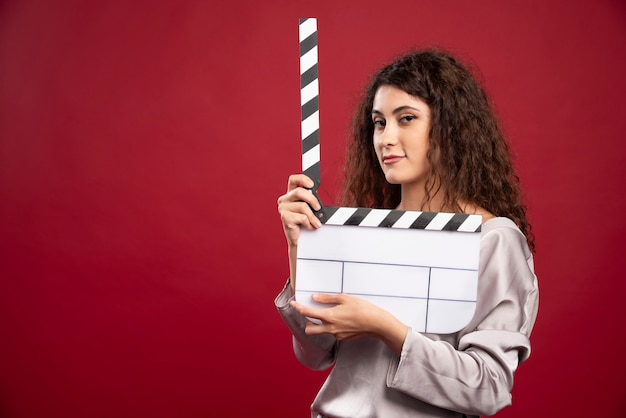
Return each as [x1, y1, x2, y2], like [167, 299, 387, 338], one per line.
[295, 18, 481, 334]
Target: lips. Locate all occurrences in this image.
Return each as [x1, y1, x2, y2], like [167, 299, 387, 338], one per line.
[383, 155, 404, 164]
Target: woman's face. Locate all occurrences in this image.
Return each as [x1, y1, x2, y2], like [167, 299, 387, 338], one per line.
[372, 85, 432, 188]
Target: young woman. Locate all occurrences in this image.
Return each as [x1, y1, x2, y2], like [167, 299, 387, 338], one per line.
[275, 49, 539, 418]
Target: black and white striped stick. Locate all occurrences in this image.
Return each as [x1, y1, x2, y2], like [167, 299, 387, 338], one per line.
[299, 18, 321, 187]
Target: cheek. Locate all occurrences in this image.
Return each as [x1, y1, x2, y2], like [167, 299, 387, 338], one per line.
[372, 136, 381, 156]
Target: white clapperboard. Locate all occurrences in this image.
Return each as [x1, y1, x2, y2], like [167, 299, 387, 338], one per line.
[296, 18, 481, 334]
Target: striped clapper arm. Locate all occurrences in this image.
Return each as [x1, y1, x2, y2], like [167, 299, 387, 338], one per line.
[296, 207, 482, 334]
[299, 17, 320, 186]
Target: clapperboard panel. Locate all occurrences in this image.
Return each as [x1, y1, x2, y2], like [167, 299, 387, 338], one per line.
[296, 208, 481, 334]
[294, 18, 481, 334]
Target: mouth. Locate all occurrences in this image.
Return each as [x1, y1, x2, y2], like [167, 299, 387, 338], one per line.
[382, 155, 404, 164]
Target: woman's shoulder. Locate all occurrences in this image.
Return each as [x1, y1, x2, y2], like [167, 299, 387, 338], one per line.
[481, 216, 521, 233]
[480, 217, 532, 260]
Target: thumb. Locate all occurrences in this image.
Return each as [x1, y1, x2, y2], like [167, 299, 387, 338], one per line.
[311, 293, 342, 305]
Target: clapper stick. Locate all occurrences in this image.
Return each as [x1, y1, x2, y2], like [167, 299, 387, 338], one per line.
[294, 18, 482, 333]
[299, 18, 325, 220]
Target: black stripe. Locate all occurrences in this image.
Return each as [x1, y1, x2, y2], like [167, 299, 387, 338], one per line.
[304, 163, 320, 186]
[345, 208, 371, 226]
[379, 210, 404, 228]
[321, 206, 339, 223]
[300, 64, 318, 89]
[301, 96, 318, 121]
[299, 18, 309, 25]
[410, 212, 436, 229]
[299, 32, 317, 56]
[425, 267, 431, 332]
[442, 213, 470, 231]
[302, 129, 319, 154]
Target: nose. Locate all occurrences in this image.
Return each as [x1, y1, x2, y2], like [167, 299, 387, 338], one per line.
[379, 124, 398, 147]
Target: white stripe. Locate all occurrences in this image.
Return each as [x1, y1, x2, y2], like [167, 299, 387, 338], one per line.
[326, 207, 358, 225]
[392, 211, 422, 228]
[300, 46, 318, 74]
[302, 144, 320, 172]
[360, 209, 391, 227]
[301, 110, 319, 140]
[300, 78, 319, 106]
[457, 214, 483, 232]
[425, 213, 455, 230]
[299, 18, 317, 43]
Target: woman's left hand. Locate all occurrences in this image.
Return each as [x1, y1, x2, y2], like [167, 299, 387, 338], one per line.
[290, 293, 409, 354]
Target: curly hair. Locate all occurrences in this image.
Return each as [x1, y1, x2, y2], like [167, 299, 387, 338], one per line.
[341, 49, 534, 251]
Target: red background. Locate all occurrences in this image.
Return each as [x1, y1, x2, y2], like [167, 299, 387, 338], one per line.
[1, 1, 625, 416]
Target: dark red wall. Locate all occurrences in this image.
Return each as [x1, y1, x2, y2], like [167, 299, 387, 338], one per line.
[1, 1, 625, 416]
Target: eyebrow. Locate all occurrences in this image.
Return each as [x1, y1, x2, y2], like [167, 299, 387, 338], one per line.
[372, 105, 425, 116]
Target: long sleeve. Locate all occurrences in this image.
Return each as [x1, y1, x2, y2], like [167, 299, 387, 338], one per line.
[275, 279, 337, 371]
[386, 218, 539, 416]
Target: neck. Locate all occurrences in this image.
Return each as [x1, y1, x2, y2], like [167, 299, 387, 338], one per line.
[396, 182, 446, 212]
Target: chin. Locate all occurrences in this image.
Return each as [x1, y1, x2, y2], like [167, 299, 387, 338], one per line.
[384, 172, 424, 187]
[384, 175, 403, 185]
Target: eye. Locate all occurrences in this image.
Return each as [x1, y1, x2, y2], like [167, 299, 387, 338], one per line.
[400, 115, 417, 124]
[373, 119, 386, 129]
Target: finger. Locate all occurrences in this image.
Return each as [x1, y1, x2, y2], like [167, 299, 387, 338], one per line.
[311, 293, 344, 305]
[278, 187, 321, 211]
[280, 203, 321, 230]
[287, 174, 315, 192]
[279, 199, 322, 230]
[290, 300, 326, 321]
[304, 321, 329, 336]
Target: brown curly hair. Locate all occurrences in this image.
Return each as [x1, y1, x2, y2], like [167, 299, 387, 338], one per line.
[341, 49, 534, 251]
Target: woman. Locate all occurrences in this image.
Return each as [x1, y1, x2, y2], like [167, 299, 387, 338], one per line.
[275, 49, 538, 417]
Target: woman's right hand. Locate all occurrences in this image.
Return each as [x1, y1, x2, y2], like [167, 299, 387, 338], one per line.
[277, 174, 322, 249]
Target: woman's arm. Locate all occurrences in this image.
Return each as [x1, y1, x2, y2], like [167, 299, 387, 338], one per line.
[275, 279, 337, 370]
[275, 174, 335, 369]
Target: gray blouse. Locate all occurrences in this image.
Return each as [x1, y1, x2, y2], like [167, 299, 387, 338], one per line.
[275, 217, 539, 418]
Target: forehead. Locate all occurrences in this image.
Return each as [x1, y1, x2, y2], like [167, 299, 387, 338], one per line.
[372, 85, 429, 112]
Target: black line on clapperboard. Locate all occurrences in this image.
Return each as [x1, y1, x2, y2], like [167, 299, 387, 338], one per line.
[344, 293, 475, 304]
[425, 267, 431, 331]
[297, 257, 478, 273]
[297, 289, 475, 304]
[341, 261, 345, 293]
